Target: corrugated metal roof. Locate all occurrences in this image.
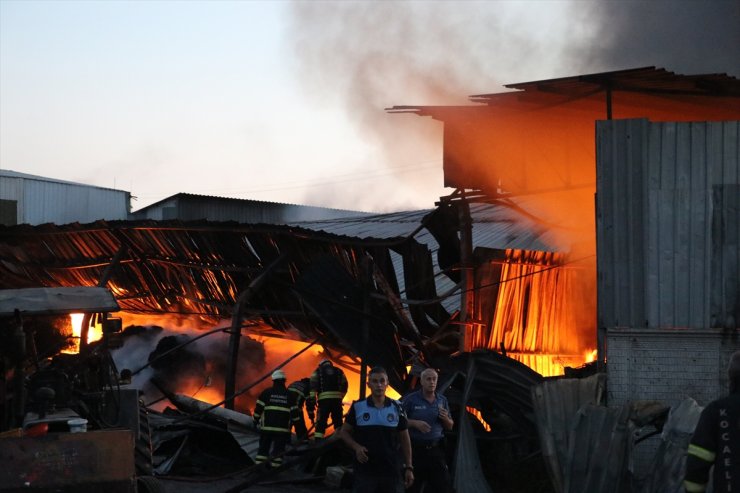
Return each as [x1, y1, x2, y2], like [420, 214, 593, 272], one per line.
[473, 66, 740, 101]
[292, 202, 560, 253]
[0, 201, 562, 387]
[133, 192, 373, 217]
[388, 67, 740, 117]
[0, 169, 130, 194]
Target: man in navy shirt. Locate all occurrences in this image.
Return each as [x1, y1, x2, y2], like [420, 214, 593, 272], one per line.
[340, 366, 414, 493]
[402, 368, 454, 493]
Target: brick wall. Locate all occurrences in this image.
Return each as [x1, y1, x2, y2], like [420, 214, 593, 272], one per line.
[607, 328, 738, 408]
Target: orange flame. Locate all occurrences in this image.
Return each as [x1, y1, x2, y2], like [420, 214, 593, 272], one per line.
[62, 313, 103, 354]
[584, 349, 598, 364]
[466, 406, 491, 432]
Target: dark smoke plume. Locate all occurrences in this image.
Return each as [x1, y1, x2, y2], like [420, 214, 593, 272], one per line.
[287, 1, 739, 211]
[580, 1, 740, 77]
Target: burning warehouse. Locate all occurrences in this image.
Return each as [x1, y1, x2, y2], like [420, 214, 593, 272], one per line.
[0, 66, 739, 492]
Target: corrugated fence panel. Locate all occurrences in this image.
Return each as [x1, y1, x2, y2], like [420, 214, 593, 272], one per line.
[597, 119, 739, 330]
[596, 118, 649, 329]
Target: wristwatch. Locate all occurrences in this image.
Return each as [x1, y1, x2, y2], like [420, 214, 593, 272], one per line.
[403, 464, 414, 472]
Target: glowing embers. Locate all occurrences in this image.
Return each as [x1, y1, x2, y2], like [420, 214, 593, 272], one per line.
[466, 406, 491, 432]
[62, 313, 104, 354]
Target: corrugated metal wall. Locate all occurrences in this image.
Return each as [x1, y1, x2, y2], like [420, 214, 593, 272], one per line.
[0, 174, 130, 225]
[596, 118, 739, 329]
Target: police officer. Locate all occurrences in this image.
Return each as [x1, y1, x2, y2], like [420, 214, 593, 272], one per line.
[402, 368, 454, 493]
[253, 370, 296, 467]
[310, 358, 348, 439]
[340, 366, 414, 493]
[684, 350, 740, 493]
[288, 377, 313, 441]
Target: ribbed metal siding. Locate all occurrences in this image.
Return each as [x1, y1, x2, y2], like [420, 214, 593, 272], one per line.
[1, 176, 130, 225]
[597, 118, 739, 329]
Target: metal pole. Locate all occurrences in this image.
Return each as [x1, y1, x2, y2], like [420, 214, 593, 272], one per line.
[80, 243, 128, 354]
[225, 253, 287, 410]
[458, 191, 475, 352]
[359, 255, 371, 399]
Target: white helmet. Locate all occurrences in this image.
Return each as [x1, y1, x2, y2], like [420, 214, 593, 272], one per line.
[271, 370, 286, 381]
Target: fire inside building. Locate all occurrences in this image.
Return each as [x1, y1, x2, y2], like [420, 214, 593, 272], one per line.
[0, 67, 738, 493]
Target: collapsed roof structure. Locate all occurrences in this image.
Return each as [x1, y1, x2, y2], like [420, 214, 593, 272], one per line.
[0, 200, 560, 388]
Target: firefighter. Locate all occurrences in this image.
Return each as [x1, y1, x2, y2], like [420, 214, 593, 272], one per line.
[287, 377, 313, 441]
[310, 358, 348, 439]
[253, 370, 296, 467]
[684, 350, 740, 493]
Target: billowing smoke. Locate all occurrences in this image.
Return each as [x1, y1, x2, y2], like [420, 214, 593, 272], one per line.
[111, 324, 269, 412]
[580, 1, 740, 76]
[287, 1, 739, 210]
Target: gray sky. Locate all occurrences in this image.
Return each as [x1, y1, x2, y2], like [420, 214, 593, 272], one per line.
[1, 0, 737, 212]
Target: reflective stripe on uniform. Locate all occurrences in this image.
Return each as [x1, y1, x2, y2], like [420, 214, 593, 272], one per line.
[261, 425, 291, 433]
[683, 479, 707, 492]
[687, 443, 716, 463]
[289, 388, 306, 399]
[265, 405, 291, 412]
[318, 391, 344, 400]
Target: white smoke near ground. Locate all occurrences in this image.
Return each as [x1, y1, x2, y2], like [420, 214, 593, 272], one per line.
[110, 323, 270, 411]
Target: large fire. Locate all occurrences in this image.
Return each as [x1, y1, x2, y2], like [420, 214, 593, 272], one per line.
[469, 249, 596, 377]
[438, 87, 739, 377]
[114, 316, 401, 437]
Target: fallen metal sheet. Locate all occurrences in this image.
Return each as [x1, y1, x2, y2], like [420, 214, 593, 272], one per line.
[148, 410, 254, 476]
[532, 373, 638, 493]
[531, 373, 607, 492]
[0, 429, 135, 491]
[634, 397, 703, 493]
[452, 356, 493, 493]
[562, 403, 632, 493]
[445, 350, 545, 434]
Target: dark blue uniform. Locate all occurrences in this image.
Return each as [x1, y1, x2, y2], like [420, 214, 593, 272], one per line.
[346, 396, 408, 493]
[310, 360, 348, 438]
[253, 380, 296, 467]
[402, 389, 451, 493]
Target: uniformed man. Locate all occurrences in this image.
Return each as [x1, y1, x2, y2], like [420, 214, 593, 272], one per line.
[288, 377, 313, 441]
[309, 358, 348, 439]
[402, 368, 454, 493]
[253, 370, 296, 467]
[339, 366, 414, 493]
[684, 350, 740, 493]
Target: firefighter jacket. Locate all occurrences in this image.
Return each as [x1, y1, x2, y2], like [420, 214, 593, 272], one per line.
[684, 392, 740, 493]
[310, 362, 348, 401]
[253, 381, 296, 434]
[288, 378, 309, 406]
